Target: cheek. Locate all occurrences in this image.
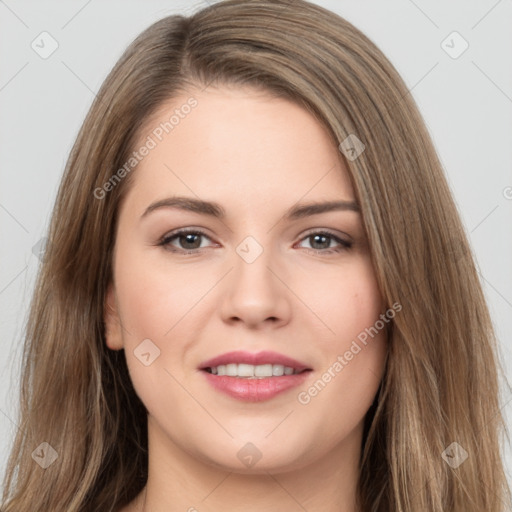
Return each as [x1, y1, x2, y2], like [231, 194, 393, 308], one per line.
[112, 253, 197, 413]
[344, 264, 384, 340]
[308, 256, 387, 398]
[308, 255, 385, 347]
[115, 272, 173, 338]
[113, 245, 209, 339]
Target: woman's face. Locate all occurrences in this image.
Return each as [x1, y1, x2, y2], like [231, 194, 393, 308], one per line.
[105, 84, 388, 474]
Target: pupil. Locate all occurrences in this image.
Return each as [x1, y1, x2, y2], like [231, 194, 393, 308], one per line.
[312, 234, 329, 249]
[181, 233, 201, 249]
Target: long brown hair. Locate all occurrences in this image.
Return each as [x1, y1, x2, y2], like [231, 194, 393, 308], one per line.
[2, 1, 510, 510]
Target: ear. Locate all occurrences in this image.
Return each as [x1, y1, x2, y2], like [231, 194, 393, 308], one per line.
[104, 282, 124, 350]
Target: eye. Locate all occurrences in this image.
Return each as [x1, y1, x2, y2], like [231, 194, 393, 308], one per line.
[158, 228, 214, 253]
[157, 228, 352, 255]
[295, 230, 352, 254]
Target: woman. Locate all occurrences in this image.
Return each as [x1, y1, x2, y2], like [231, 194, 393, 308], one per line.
[2, 0, 510, 510]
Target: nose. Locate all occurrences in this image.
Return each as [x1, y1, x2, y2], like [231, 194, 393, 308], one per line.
[219, 243, 292, 329]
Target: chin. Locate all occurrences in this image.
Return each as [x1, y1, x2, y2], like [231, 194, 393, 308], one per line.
[189, 434, 313, 475]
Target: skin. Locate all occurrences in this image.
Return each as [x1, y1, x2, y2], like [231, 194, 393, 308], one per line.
[105, 84, 388, 512]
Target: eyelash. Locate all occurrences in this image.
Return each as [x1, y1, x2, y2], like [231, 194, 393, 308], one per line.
[157, 228, 352, 255]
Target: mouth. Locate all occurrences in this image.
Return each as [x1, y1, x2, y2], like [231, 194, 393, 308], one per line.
[198, 350, 312, 375]
[198, 350, 313, 402]
[202, 364, 310, 378]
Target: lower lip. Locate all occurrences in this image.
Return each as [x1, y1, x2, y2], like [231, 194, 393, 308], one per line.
[201, 370, 311, 402]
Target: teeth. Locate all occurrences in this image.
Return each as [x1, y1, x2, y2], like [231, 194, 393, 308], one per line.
[208, 363, 301, 378]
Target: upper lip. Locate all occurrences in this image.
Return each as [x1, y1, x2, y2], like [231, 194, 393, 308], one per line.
[199, 350, 312, 372]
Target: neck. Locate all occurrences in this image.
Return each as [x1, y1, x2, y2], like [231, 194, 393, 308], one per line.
[136, 415, 363, 512]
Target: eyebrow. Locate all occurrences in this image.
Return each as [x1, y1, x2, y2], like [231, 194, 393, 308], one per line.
[140, 196, 359, 221]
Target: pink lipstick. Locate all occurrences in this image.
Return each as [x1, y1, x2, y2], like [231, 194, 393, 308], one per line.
[199, 350, 312, 402]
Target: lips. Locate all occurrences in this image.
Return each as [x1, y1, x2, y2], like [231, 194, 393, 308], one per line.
[199, 350, 312, 372]
[199, 350, 313, 402]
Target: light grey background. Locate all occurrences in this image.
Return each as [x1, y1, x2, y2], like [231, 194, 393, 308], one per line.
[1, 0, 511, 493]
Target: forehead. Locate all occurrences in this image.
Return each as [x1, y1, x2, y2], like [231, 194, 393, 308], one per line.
[123, 85, 355, 215]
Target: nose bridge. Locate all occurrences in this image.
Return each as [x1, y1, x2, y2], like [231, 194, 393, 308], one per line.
[220, 233, 291, 325]
[232, 233, 278, 292]
[235, 234, 267, 266]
